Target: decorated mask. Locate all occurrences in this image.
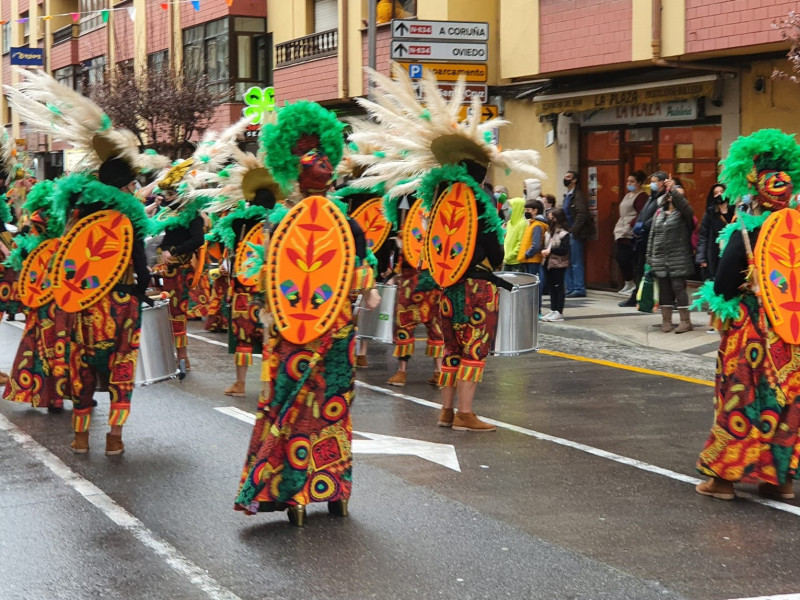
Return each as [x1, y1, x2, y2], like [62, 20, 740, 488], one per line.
[757, 169, 793, 211]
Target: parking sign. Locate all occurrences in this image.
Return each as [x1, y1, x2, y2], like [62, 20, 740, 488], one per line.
[408, 64, 423, 79]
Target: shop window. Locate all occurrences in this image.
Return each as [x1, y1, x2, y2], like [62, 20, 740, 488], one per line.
[21, 12, 29, 45]
[79, 0, 105, 34]
[182, 18, 230, 96]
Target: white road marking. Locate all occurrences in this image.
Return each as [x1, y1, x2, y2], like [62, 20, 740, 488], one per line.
[194, 332, 800, 517]
[214, 406, 460, 472]
[0, 414, 243, 600]
[729, 595, 800, 600]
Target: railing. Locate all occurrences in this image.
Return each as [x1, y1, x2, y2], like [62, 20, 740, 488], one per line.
[52, 24, 78, 45]
[275, 29, 338, 67]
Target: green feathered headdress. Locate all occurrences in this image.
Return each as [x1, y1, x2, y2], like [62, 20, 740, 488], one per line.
[260, 101, 345, 194]
[418, 163, 504, 244]
[148, 194, 212, 237]
[720, 129, 800, 203]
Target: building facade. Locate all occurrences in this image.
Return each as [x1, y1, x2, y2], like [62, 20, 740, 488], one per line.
[3, 0, 800, 286]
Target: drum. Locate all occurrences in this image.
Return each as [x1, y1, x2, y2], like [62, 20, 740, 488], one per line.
[356, 283, 397, 344]
[135, 299, 179, 385]
[491, 271, 539, 356]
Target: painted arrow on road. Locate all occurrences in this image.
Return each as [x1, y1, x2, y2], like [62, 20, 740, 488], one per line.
[215, 406, 461, 472]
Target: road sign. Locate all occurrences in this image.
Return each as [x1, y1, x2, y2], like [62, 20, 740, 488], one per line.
[399, 62, 488, 82]
[391, 40, 488, 62]
[458, 104, 499, 122]
[412, 82, 488, 104]
[391, 19, 489, 42]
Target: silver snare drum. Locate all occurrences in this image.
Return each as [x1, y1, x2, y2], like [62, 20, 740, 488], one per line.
[356, 283, 397, 344]
[135, 299, 179, 385]
[491, 271, 539, 356]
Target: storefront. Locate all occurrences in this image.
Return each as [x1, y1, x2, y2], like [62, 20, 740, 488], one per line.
[532, 74, 735, 289]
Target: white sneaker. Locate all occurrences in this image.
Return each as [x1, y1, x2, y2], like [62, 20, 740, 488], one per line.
[549, 311, 564, 322]
[541, 310, 555, 321]
[618, 282, 636, 295]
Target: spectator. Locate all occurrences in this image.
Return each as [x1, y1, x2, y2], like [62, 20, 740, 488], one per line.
[518, 198, 548, 314]
[696, 183, 733, 333]
[613, 170, 648, 296]
[541, 208, 570, 322]
[503, 197, 528, 272]
[646, 176, 696, 333]
[562, 170, 594, 298]
[524, 178, 542, 202]
[543, 194, 556, 218]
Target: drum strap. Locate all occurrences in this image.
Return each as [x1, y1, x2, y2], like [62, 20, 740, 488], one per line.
[463, 265, 514, 292]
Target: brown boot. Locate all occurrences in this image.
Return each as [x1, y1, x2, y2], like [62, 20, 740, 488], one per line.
[674, 308, 694, 334]
[105, 433, 125, 456]
[71, 432, 90, 454]
[386, 371, 407, 387]
[355, 355, 369, 368]
[426, 371, 442, 387]
[437, 408, 454, 427]
[695, 477, 735, 500]
[224, 382, 246, 397]
[758, 481, 795, 500]
[452, 412, 496, 432]
[660, 307, 674, 333]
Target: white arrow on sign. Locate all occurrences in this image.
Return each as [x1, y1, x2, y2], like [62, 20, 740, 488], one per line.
[215, 406, 461, 472]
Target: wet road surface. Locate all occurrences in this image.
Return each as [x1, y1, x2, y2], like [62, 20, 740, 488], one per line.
[1, 319, 799, 600]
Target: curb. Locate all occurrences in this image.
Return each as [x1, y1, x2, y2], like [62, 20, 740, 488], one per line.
[538, 321, 644, 347]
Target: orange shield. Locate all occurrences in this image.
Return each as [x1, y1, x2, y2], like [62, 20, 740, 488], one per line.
[267, 195, 355, 345]
[51, 209, 135, 313]
[207, 241, 224, 262]
[402, 197, 427, 270]
[351, 196, 391, 253]
[234, 223, 265, 287]
[755, 209, 800, 343]
[425, 182, 478, 288]
[18, 238, 59, 308]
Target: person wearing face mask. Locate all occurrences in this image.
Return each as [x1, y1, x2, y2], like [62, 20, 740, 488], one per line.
[645, 173, 696, 333]
[696, 183, 732, 284]
[613, 170, 648, 296]
[619, 170, 669, 307]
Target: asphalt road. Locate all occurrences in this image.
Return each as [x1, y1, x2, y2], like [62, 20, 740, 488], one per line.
[1, 318, 799, 600]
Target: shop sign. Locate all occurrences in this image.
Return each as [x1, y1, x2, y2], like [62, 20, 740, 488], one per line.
[534, 80, 714, 116]
[10, 47, 44, 67]
[579, 99, 698, 126]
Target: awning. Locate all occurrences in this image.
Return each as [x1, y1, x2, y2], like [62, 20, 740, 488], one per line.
[532, 74, 718, 116]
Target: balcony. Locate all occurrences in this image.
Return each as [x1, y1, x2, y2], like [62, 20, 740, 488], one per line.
[275, 29, 338, 68]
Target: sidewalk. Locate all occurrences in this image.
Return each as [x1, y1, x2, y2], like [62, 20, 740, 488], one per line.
[538, 289, 720, 358]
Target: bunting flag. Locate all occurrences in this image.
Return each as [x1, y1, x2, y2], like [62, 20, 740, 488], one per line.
[191, 0, 200, 10]
[160, 3, 168, 9]
[4, 0, 215, 23]
[127, 7, 136, 21]
[71, 12, 79, 22]
[101, 9, 109, 22]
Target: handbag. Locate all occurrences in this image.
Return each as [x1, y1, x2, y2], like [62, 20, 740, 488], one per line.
[636, 265, 659, 313]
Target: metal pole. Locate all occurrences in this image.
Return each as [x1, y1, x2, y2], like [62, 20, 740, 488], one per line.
[367, 0, 377, 99]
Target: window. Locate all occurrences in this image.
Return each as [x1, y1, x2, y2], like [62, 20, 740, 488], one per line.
[79, 55, 106, 92]
[314, 0, 337, 33]
[2, 22, 10, 55]
[79, 0, 105, 34]
[21, 12, 29, 45]
[148, 49, 169, 72]
[182, 18, 229, 95]
[53, 65, 78, 90]
[234, 17, 269, 98]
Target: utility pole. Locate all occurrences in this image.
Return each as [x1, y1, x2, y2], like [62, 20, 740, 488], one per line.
[367, 0, 376, 99]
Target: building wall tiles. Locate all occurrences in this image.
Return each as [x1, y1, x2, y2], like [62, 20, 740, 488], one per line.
[274, 55, 339, 103]
[539, 0, 632, 73]
[685, 0, 792, 54]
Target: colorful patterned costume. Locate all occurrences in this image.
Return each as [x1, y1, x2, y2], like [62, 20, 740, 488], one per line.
[187, 267, 212, 320]
[228, 278, 263, 365]
[393, 264, 443, 359]
[695, 129, 800, 489]
[204, 270, 229, 332]
[158, 261, 193, 350]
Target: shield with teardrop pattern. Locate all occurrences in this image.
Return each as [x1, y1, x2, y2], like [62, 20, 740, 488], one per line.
[402, 197, 428, 270]
[234, 224, 265, 287]
[755, 209, 800, 344]
[50, 209, 135, 313]
[351, 196, 391, 253]
[267, 195, 355, 345]
[424, 182, 478, 288]
[18, 238, 59, 308]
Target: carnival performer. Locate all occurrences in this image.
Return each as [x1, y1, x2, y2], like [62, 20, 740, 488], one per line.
[384, 193, 443, 387]
[186, 211, 214, 321]
[149, 120, 245, 373]
[694, 129, 800, 500]
[203, 222, 229, 333]
[3, 181, 72, 412]
[206, 148, 286, 398]
[234, 101, 379, 526]
[348, 64, 544, 430]
[6, 68, 169, 454]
